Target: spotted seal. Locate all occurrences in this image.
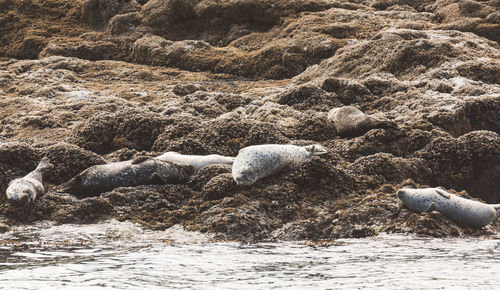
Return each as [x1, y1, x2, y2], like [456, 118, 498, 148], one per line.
[232, 144, 327, 186]
[327, 106, 396, 137]
[397, 187, 500, 228]
[58, 156, 194, 198]
[6, 157, 54, 206]
[156, 152, 235, 171]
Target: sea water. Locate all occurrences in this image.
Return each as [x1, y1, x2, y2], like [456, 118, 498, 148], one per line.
[0, 219, 498, 289]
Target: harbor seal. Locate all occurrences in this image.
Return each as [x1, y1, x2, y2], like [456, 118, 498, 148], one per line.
[232, 144, 327, 186]
[6, 157, 54, 206]
[156, 152, 235, 171]
[327, 106, 397, 137]
[397, 187, 500, 228]
[58, 156, 194, 198]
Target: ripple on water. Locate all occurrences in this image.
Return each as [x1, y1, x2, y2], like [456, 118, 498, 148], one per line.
[0, 219, 498, 289]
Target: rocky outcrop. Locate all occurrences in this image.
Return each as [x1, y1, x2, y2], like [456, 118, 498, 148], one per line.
[0, 0, 499, 241]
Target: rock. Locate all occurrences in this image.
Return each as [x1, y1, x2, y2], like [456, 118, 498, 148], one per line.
[416, 131, 500, 203]
[84, 0, 141, 28]
[202, 173, 236, 201]
[107, 12, 143, 35]
[68, 109, 169, 153]
[277, 84, 340, 111]
[1, 0, 500, 241]
[188, 164, 232, 191]
[141, 0, 197, 28]
[37, 142, 106, 184]
[321, 78, 371, 105]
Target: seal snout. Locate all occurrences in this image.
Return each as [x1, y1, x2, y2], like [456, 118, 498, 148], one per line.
[8, 191, 31, 207]
[397, 189, 406, 199]
[233, 174, 253, 186]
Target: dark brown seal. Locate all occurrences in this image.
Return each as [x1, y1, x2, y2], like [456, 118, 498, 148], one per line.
[58, 156, 194, 198]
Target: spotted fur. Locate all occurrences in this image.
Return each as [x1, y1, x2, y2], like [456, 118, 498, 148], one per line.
[58, 157, 194, 198]
[397, 187, 500, 228]
[156, 152, 235, 171]
[6, 157, 53, 206]
[232, 144, 327, 186]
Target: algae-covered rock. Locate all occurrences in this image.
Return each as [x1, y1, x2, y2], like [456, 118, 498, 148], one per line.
[1, 0, 499, 241]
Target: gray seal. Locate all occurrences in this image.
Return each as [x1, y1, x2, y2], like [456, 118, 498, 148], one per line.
[397, 187, 500, 228]
[232, 144, 327, 186]
[6, 157, 54, 206]
[327, 106, 396, 137]
[155, 152, 235, 171]
[58, 156, 194, 198]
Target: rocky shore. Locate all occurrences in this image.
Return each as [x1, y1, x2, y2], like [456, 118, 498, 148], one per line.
[1, 0, 499, 241]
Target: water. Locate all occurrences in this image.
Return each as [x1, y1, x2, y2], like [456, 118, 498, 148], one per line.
[0, 220, 499, 289]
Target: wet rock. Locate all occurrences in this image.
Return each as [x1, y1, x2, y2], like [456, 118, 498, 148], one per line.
[0, 222, 9, 233]
[188, 164, 232, 191]
[107, 12, 143, 35]
[152, 115, 202, 152]
[456, 61, 500, 85]
[292, 112, 337, 141]
[277, 84, 339, 111]
[156, 138, 210, 155]
[172, 83, 206, 96]
[84, 0, 141, 28]
[141, 0, 197, 28]
[102, 184, 194, 229]
[48, 195, 115, 224]
[202, 173, 237, 201]
[486, 11, 500, 24]
[321, 78, 371, 105]
[40, 39, 122, 61]
[38, 142, 106, 185]
[425, 95, 500, 136]
[271, 217, 335, 241]
[286, 155, 355, 197]
[350, 153, 432, 186]
[416, 130, 500, 203]
[69, 109, 169, 154]
[187, 118, 288, 156]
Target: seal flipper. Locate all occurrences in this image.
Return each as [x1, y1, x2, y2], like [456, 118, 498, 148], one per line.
[151, 173, 169, 184]
[304, 145, 328, 156]
[57, 175, 81, 193]
[423, 202, 436, 213]
[435, 188, 451, 199]
[131, 156, 151, 164]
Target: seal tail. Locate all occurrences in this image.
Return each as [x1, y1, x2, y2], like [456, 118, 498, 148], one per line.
[57, 175, 81, 193]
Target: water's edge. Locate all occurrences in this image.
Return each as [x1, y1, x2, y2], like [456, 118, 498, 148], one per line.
[0, 220, 498, 289]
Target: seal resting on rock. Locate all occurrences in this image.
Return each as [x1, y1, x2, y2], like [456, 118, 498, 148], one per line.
[397, 187, 500, 228]
[58, 156, 194, 198]
[156, 152, 235, 171]
[6, 157, 53, 206]
[232, 144, 327, 186]
[327, 106, 397, 137]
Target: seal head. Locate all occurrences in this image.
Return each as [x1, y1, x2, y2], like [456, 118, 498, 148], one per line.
[6, 157, 54, 206]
